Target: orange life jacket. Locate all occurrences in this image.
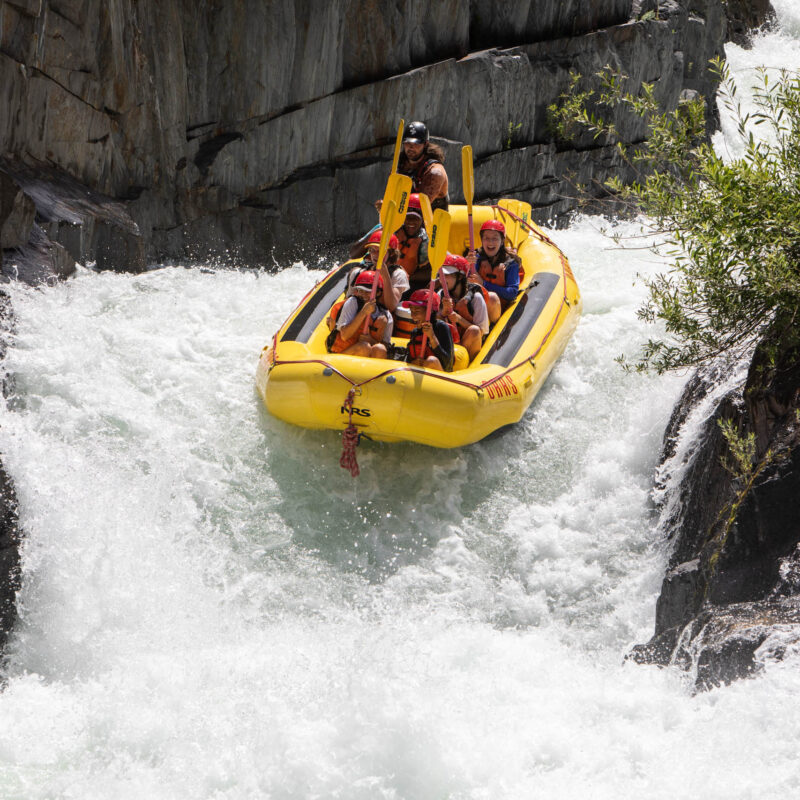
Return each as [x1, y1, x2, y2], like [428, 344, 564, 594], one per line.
[396, 227, 424, 277]
[392, 305, 416, 340]
[326, 297, 384, 353]
[478, 255, 506, 286]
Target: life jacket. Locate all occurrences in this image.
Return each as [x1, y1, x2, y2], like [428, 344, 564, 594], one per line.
[326, 297, 385, 353]
[477, 252, 510, 286]
[407, 326, 435, 362]
[406, 320, 457, 360]
[392, 305, 416, 339]
[459, 284, 490, 321]
[399, 157, 449, 211]
[396, 227, 424, 276]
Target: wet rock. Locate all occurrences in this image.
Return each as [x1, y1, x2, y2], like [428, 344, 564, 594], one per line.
[636, 329, 800, 688]
[0, 172, 35, 250]
[724, 0, 776, 47]
[0, 159, 145, 274]
[2, 223, 76, 284]
[655, 558, 703, 633]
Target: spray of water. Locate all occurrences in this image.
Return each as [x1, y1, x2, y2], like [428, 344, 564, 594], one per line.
[0, 15, 799, 800]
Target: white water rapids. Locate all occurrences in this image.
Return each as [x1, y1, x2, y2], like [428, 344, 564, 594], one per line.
[1, 13, 800, 800]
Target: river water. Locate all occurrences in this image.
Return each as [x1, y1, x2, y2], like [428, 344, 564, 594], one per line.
[0, 12, 799, 800]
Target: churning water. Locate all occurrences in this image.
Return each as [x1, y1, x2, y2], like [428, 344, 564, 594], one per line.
[1, 15, 800, 800]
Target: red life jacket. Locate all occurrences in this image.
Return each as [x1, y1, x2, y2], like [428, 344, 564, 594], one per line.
[407, 320, 458, 358]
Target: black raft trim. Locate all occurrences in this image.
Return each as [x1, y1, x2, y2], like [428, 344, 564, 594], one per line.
[482, 272, 561, 368]
[280, 263, 352, 343]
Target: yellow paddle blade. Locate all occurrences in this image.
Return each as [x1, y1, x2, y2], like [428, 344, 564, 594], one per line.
[391, 119, 405, 175]
[461, 145, 474, 209]
[428, 209, 452, 272]
[376, 199, 399, 278]
[381, 173, 412, 230]
[497, 199, 521, 248]
[418, 192, 433, 233]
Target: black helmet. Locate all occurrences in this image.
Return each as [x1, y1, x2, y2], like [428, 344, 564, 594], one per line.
[403, 121, 429, 144]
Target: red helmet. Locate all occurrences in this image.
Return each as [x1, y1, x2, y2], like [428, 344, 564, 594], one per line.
[354, 270, 383, 289]
[403, 289, 440, 313]
[408, 193, 422, 211]
[443, 253, 469, 272]
[367, 229, 399, 249]
[480, 219, 505, 236]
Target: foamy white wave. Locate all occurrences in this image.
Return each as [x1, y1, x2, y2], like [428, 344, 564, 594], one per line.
[0, 17, 800, 798]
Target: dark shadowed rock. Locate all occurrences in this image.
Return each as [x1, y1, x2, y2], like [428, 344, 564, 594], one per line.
[0, 292, 20, 653]
[0, 171, 35, 251]
[634, 327, 800, 689]
[2, 223, 76, 285]
[724, 0, 776, 47]
[0, 159, 145, 274]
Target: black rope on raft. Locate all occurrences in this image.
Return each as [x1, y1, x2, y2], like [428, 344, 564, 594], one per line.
[339, 389, 361, 477]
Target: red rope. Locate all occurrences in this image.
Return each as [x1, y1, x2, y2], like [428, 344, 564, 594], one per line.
[339, 390, 360, 477]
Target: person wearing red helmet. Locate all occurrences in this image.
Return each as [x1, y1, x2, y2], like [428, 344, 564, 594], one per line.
[465, 219, 520, 320]
[400, 288, 454, 372]
[437, 254, 490, 361]
[327, 270, 393, 358]
[395, 193, 431, 293]
[397, 121, 449, 212]
[346, 228, 408, 312]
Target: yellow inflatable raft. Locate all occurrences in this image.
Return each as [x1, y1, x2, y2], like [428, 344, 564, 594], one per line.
[256, 200, 581, 448]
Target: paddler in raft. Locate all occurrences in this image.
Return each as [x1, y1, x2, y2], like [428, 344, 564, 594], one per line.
[401, 289, 454, 372]
[437, 254, 490, 361]
[397, 121, 449, 212]
[465, 220, 519, 323]
[346, 229, 408, 312]
[326, 271, 393, 358]
[349, 195, 431, 298]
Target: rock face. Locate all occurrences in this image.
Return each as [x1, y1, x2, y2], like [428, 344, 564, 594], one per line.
[1, 0, 739, 270]
[630, 337, 800, 690]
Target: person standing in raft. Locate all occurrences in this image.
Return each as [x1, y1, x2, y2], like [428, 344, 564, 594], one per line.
[402, 289, 454, 372]
[327, 271, 393, 358]
[397, 121, 449, 211]
[346, 230, 408, 312]
[437, 255, 489, 361]
[466, 220, 519, 323]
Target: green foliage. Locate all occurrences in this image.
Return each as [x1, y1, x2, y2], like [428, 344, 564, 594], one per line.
[705, 418, 778, 578]
[550, 59, 800, 373]
[504, 121, 522, 151]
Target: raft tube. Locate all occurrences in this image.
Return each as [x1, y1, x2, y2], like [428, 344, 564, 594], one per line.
[256, 201, 581, 448]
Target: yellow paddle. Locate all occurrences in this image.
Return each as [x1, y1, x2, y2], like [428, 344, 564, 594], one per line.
[497, 199, 522, 249]
[380, 173, 412, 228]
[461, 145, 475, 255]
[390, 118, 405, 176]
[419, 209, 452, 356]
[418, 192, 433, 235]
[364, 175, 412, 332]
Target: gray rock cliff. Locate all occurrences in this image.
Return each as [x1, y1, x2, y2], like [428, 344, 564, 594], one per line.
[2, 0, 738, 272]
